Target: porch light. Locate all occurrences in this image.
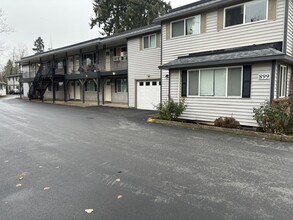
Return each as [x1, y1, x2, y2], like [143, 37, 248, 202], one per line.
[113, 72, 116, 75]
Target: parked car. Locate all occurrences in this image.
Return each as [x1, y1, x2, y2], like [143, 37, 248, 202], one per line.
[9, 88, 20, 95]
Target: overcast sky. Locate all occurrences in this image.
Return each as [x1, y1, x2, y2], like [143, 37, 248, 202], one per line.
[0, 0, 196, 66]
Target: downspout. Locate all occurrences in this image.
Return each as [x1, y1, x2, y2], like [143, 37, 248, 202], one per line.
[283, 0, 289, 53]
[160, 22, 163, 104]
[270, 60, 276, 103]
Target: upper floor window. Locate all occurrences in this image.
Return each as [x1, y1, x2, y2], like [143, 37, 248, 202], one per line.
[83, 53, 96, 66]
[144, 34, 156, 49]
[225, 0, 267, 28]
[171, 15, 200, 38]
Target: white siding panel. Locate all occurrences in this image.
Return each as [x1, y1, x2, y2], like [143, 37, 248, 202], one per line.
[172, 63, 273, 126]
[287, 0, 293, 56]
[170, 69, 180, 102]
[127, 36, 161, 107]
[23, 83, 29, 98]
[162, 70, 169, 102]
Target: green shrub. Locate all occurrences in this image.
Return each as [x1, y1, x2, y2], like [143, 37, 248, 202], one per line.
[253, 96, 293, 134]
[156, 99, 186, 120]
[214, 117, 240, 129]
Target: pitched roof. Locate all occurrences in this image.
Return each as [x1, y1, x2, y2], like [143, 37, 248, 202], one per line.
[154, 0, 241, 23]
[19, 24, 161, 64]
[160, 43, 286, 70]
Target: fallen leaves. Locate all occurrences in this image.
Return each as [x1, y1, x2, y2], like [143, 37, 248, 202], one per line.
[117, 195, 123, 199]
[115, 178, 121, 182]
[16, 184, 22, 188]
[44, 187, 50, 191]
[85, 209, 94, 214]
[147, 118, 155, 123]
[16, 172, 29, 181]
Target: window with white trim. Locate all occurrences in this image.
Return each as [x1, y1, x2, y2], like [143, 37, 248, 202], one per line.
[278, 65, 288, 98]
[143, 34, 156, 49]
[171, 15, 200, 38]
[116, 79, 128, 92]
[225, 0, 267, 28]
[188, 67, 242, 97]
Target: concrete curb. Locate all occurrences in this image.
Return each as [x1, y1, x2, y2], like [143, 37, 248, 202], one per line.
[148, 118, 293, 143]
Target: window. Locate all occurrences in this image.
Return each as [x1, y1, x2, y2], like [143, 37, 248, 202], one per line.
[85, 80, 97, 92]
[225, 0, 267, 28]
[0, 85, 2, 90]
[143, 34, 156, 49]
[152, 81, 157, 86]
[188, 67, 242, 97]
[278, 65, 288, 98]
[228, 68, 242, 96]
[171, 15, 200, 38]
[116, 79, 128, 92]
[83, 53, 96, 66]
[57, 61, 63, 69]
[139, 82, 144, 86]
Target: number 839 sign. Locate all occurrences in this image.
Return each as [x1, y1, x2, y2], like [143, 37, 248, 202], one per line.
[258, 74, 270, 80]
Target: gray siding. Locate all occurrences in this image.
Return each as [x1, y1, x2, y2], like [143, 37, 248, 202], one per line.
[287, 0, 293, 56]
[170, 63, 273, 126]
[127, 35, 161, 108]
[162, 0, 285, 65]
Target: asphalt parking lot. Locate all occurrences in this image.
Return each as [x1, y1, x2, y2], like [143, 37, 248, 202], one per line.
[1, 96, 293, 220]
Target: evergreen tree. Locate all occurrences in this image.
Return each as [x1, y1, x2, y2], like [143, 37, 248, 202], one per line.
[90, 0, 171, 36]
[32, 37, 45, 54]
[2, 59, 19, 77]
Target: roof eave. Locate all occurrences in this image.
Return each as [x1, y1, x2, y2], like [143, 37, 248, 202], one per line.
[159, 55, 287, 70]
[154, 0, 241, 23]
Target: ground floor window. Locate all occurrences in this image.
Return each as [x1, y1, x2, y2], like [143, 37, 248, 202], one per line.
[85, 80, 97, 91]
[277, 65, 288, 98]
[116, 79, 128, 92]
[188, 67, 242, 97]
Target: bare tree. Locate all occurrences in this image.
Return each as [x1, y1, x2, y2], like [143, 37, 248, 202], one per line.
[0, 9, 12, 34]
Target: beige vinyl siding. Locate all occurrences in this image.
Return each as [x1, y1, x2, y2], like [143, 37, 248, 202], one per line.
[169, 63, 272, 126]
[127, 35, 161, 108]
[162, 70, 170, 102]
[170, 69, 180, 102]
[162, 0, 285, 65]
[286, 0, 293, 56]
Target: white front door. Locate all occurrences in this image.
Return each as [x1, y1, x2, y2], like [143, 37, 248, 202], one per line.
[104, 80, 111, 102]
[75, 81, 81, 100]
[137, 80, 161, 110]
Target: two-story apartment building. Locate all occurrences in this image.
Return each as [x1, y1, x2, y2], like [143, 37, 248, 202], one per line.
[6, 74, 21, 93]
[19, 0, 293, 127]
[0, 82, 7, 97]
[155, 0, 293, 126]
[19, 25, 161, 108]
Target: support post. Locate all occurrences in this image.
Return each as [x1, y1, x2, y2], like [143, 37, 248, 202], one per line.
[102, 78, 105, 105]
[93, 77, 100, 106]
[64, 80, 68, 102]
[52, 55, 56, 103]
[79, 79, 86, 104]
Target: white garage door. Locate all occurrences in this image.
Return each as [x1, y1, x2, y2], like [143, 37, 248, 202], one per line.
[137, 80, 161, 110]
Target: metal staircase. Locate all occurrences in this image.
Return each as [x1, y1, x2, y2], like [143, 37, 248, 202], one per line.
[28, 65, 52, 100]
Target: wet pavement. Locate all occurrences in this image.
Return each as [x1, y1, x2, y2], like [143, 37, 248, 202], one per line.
[0, 96, 293, 220]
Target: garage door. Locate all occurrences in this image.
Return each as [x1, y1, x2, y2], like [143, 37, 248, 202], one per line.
[137, 80, 161, 110]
